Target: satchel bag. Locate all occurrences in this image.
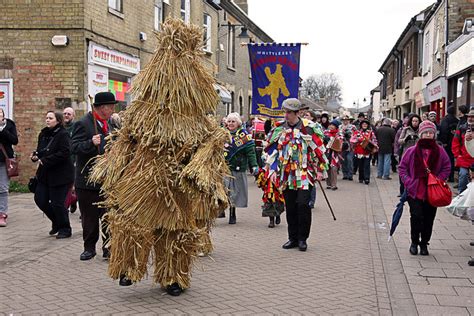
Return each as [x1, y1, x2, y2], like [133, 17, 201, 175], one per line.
[328, 137, 343, 152]
[424, 159, 452, 207]
[361, 137, 378, 154]
[0, 143, 18, 178]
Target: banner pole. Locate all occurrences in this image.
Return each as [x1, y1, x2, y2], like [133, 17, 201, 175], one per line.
[240, 42, 309, 47]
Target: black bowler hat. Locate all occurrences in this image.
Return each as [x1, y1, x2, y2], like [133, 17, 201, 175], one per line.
[93, 92, 118, 106]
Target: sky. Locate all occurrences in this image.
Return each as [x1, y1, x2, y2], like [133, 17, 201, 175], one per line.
[247, 0, 435, 109]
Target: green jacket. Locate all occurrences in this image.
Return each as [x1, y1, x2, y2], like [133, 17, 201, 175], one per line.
[227, 143, 258, 172]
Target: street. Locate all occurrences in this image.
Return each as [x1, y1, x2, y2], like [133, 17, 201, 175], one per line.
[2, 169, 474, 315]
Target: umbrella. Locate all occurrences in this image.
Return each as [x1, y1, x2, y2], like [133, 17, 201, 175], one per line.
[388, 190, 408, 241]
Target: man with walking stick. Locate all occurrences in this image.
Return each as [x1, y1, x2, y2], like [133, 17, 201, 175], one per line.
[263, 98, 329, 251]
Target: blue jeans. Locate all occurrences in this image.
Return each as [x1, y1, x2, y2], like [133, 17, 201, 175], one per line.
[342, 151, 354, 179]
[377, 153, 391, 178]
[459, 167, 470, 194]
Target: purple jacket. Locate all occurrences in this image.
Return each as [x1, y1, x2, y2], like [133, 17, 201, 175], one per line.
[399, 144, 451, 200]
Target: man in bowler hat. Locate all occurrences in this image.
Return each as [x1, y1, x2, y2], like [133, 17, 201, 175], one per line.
[71, 92, 116, 262]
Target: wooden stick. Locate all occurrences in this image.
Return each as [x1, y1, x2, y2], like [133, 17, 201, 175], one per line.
[317, 180, 337, 221]
[88, 94, 100, 153]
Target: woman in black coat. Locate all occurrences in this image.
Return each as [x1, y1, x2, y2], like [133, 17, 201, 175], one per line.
[0, 108, 18, 227]
[31, 111, 74, 238]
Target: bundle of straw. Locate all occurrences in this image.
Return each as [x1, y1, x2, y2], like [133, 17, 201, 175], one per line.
[89, 18, 229, 289]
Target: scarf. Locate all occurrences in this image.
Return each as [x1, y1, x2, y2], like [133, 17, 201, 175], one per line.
[414, 138, 439, 179]
[93, 111, 109, 134]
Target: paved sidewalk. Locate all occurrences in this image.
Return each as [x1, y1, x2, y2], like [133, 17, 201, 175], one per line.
[376, 175, 474, 315]
[0, 169, 472, 314]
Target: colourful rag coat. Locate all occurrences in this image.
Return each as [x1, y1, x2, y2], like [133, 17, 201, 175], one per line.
[263, 118, 328, 191]
[350, 129, 377, 158]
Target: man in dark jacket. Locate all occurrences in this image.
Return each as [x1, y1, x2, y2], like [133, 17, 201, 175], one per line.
[375, 118, 396, 180]
[71, 92, 116, 261]
[438, 106, 459, 182]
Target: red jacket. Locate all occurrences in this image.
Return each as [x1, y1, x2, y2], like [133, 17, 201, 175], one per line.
[452, 128, 474, 168]
[351, 129, 377, 157]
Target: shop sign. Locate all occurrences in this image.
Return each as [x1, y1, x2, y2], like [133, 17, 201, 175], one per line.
[427, 77, 447, 102]
[88, 42, 140, 74]
[447, 37, 473, 77]
[0, 79, 13, 119]
[88, 64, 109, 98]
[414, 90, 426, 108]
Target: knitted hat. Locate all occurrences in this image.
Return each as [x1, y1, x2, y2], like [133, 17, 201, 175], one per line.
[329, 119, 341, 128]
[418, 120, 437, 137]
[428, 111, 437, 118]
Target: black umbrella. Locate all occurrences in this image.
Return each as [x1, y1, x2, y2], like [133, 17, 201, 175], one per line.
[389, 190, 408, 241]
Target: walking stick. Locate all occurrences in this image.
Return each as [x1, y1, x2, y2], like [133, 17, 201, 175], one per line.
[317, 180, 337, 221]
[88, 94, 100, 153]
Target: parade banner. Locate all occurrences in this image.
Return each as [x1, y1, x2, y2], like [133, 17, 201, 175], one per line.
[248, 43, 301, 118]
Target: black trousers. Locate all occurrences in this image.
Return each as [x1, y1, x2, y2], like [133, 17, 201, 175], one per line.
[353, 156, 359, 174]
[76, 189, 109, 252]
[358, 157, 371, 182]
[34, 182, 71, 235]
[391, 154, 398, 173]
[283, 188, 312, 242]
[407, 197, 437, 246]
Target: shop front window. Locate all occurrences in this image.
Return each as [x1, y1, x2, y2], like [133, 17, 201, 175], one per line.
[470, 73, 474, 106]
[456, 75, 468, 107]
[108, 72, 131, 112]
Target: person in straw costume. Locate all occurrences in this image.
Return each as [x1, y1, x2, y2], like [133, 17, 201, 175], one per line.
[89, 18, 230, 297]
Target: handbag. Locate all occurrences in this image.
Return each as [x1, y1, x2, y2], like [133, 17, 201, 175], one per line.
[0, 143, 18, 178]
[424, 159, 452, 207]
[65, 187, 77, 208]
[28, 176, 38, 193]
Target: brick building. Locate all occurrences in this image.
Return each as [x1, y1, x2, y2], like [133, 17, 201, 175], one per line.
[378, 0, 474, 120]
[0, 0, 270, 184]
[215, 0, 273, 119]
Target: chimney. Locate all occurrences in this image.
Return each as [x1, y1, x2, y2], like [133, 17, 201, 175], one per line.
[233, 0, 248, 14]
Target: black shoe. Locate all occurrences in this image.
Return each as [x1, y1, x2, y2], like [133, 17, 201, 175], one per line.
[298, 240, 307, 252]
[103, 248, 110, 259]
[166, 283, 183, 296]
[342, 177, 348, 180]
[348, 178, 353, 181]
[119, 274, 132, 286]
[217, 211, 225, 218]
[419, 245, 429, 256]
[80, 250, 96, 261]
[409, 244, 418, 255]
[332, 187, 338, 191]
[282, 240, 298, 249]
[49, 227, 59, 235]
[56, 232, 72, 239]
[383, 177, 393, 180]
[470, 241, 474, 246]
[268, 217, 275, 228]
[70, 202, 77, 214]
[275, 215, 281, 225]
[364, 180, 370, 185]
[229, 207, 236, 224]
[469, 259, 474, 266]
